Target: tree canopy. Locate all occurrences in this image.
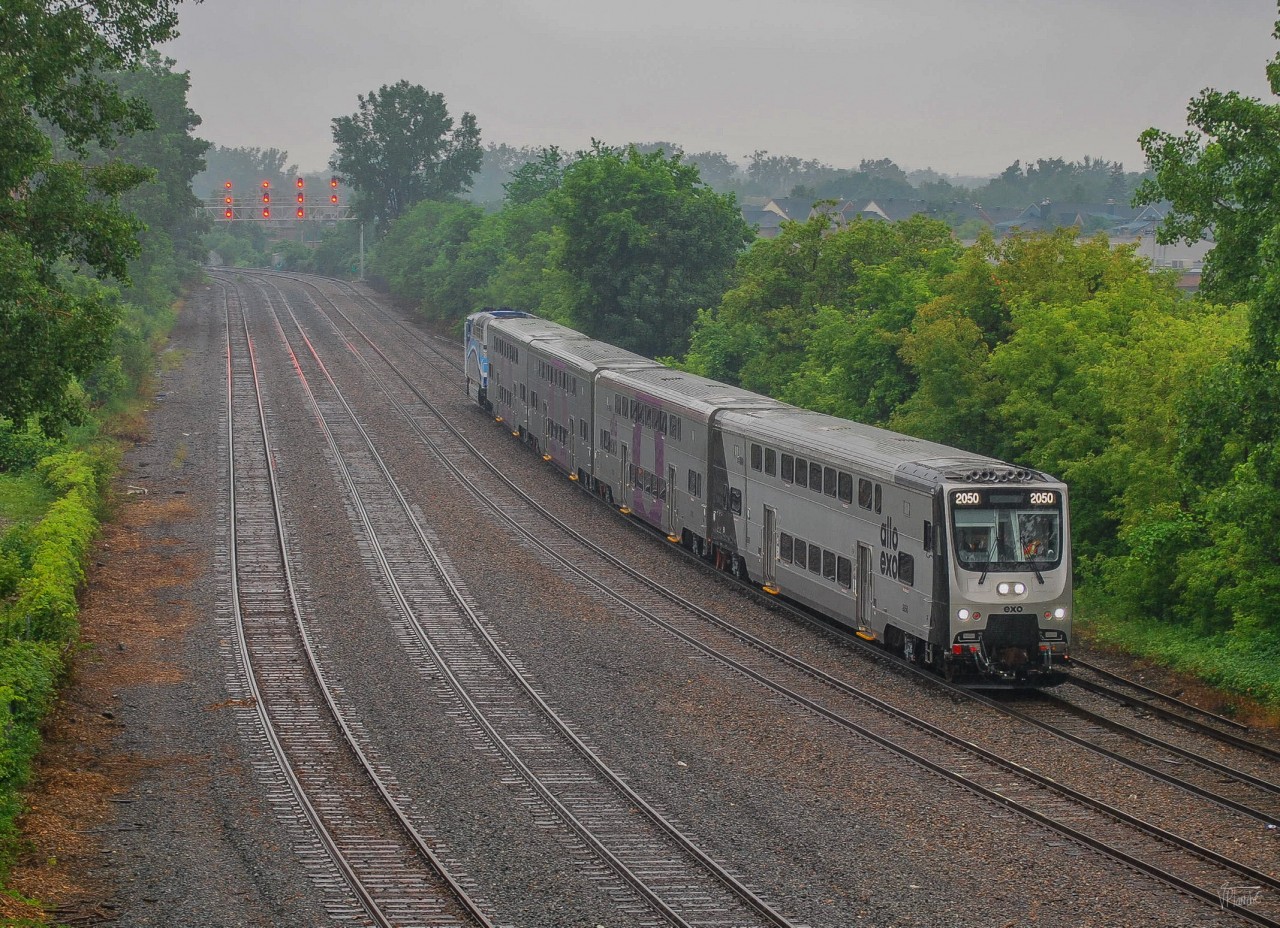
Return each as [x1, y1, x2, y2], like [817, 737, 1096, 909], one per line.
[0, 0, 193, 430]
[553, 143, 752, 358]
[330, 81, 482, 229]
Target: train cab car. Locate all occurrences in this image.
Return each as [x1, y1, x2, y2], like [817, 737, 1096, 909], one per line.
[593, 367, 783, 552]
[714, 407, 1070, 685]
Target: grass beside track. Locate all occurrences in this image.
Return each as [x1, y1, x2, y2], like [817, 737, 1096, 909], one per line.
[1078, 613, 1280, 713]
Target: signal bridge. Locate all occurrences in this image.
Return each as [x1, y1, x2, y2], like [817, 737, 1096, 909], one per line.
[200, 177, 354, 226]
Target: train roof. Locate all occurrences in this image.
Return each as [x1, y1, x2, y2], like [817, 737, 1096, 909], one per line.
[484, 314, 585, 343]
[599, 365, 786, 417]
[534, 335, 660, 369]
[719, 406, 1054, 490]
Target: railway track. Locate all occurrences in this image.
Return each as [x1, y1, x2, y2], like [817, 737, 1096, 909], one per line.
[229, 272, 802, 928]
[244, 270, 1280, 926]
[220, 279, 495, 928]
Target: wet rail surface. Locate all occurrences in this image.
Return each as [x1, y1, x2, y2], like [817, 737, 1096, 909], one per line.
[221, 278, 498, 928]
[219, 271, 804, 928]
[235, 270, 1280, 927]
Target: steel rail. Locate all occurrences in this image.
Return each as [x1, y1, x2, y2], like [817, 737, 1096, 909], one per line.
[270, 270, 1280, 927]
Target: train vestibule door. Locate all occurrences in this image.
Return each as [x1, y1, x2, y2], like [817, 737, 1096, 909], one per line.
[666, 465, 679, 541]
[762, 506, 778, 592]
[619, 443, 630, 513]
[856, 542, 874, 634]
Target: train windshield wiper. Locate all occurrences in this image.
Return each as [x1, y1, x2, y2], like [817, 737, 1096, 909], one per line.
[978, 569, 988, 585]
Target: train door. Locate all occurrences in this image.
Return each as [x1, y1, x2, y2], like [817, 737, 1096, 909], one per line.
[620, 443, 630, 509]
[762, 506, 778, 592]
[665, 465, 678, 540]
[856, 542, 874, 632]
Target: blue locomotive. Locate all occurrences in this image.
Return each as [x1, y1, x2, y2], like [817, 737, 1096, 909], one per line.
[465, 309, 1071, 686]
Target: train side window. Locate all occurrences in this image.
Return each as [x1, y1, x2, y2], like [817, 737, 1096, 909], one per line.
[781, 454, 794, 483]
[621, 396, 630, 418]
[823, 550, 836, 581]
[794, 458, 808, 488]
[858, 478, 873, 509]
[793, 539, 807, 570]
[898, 553, 915, 587]
[808, 543, 821, 574]
[838, 472, 853, 505]
[874, 484, 882, 514]
[750, 444, 762, 471]
[580, 419, 589, 442]
[764, 448, 777, 477]
[531, 390, 538, 409]
[923, 521, 933, 553]
[809, 462, 823, 493]
[730, 487, 743, 515]
[521, 384, 527, 402]
[837, 556, 852, 589]
[779, 533, 793, 563]
[657, 412, 667, 434]
[670, 416, 681, 440]
[823, 466, 837, 498]
[687, 470, 703, 499]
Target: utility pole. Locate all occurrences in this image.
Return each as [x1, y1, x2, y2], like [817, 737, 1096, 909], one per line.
[359, 223, 365, 281]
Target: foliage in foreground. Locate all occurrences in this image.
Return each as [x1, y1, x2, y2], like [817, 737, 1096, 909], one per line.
[0, 451, 104, 866]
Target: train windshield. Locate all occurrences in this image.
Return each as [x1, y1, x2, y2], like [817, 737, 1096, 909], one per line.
[950, 488, 1063, 572]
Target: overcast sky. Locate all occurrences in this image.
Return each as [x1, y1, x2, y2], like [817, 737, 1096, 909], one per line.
[163, 0, 1280, 177]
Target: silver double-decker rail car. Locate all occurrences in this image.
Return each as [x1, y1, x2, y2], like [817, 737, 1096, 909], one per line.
[465, 309, 1071, 687]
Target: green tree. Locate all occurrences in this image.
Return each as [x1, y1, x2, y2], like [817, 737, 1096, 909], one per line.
[503, 146, 566, 206]
[1133, 8, 1280, 633]
[683, 212, 957, 408]
[1, 0, 190, 431]
[553, 143, 752, 358]
[330, 81, 482, 229]
[371, 199, 484, 319]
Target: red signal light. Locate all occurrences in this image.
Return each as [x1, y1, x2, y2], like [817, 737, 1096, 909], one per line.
[224, 180, 232, 189]
[262, 207, 270, 218]
[223, 195, 233, 205]
[262, 192, 270, 204]
[329, 194, 338, 204]
[224, 208, 234, 219]
[296, 207, 305, 218]
[296, 192, 304, 204]
[329, 176, 338, 188]
[295, 177, 304, 188]
[262, 180, 270, 188]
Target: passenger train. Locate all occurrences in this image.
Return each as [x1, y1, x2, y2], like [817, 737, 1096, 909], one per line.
[464, 309, 1071, 686]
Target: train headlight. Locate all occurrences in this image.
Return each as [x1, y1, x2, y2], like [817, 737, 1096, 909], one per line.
[957, 609, 970, 622]
[1054, 607, 1067, 620]
[1014, 582, 1026, 595]
[997, 582, 1010, 595]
